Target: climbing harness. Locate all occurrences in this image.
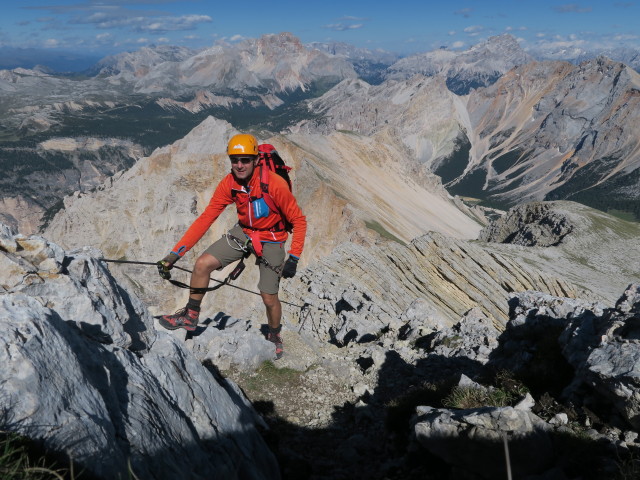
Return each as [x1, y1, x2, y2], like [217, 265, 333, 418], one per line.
[225, 232, 284, 277]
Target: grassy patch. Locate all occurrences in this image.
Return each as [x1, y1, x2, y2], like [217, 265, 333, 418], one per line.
[442, 385, 514, 409]
[607, 209, 637, 223]
[0, 429, 142, 479]
[385, 380, 453, 442]
[438, 335, 462, 348]
[236, 360, 304, 395]
[364, 220, 405, 245]
[0, 431, 68, 479]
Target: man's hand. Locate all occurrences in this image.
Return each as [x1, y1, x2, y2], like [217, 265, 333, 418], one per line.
[281, 255, 299, 279]
[157, 253, 180, 280]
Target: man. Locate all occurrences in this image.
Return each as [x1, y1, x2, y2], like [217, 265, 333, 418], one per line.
[157, 133, 306, 359]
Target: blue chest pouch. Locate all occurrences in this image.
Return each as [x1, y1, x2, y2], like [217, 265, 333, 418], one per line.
[251, 197, 270, 219]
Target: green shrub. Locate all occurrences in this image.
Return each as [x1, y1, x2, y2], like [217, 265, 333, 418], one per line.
[442, 385, 514, 409]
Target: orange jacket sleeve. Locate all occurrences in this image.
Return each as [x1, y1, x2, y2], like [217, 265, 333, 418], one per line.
[170, 175, 234, 257]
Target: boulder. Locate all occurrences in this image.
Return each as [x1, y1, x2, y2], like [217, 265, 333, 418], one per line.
[414, 405, 554, 479]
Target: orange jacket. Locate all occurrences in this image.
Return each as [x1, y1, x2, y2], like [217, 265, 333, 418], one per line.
[171, 169, 307, 258]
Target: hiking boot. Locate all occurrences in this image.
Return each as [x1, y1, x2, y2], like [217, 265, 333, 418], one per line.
[268, 332, 284, 359]
[158, 307, 199, 331]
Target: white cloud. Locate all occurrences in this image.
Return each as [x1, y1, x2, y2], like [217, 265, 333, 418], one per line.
[613, 33, 639, 41]
[323, 23, 364, 31]
[43, 38, 60, 48]
[464, 25, 484, 36]
[35, 3, 212, 35]
[137, 15, 212, 33]
[451, 41, 465, 48]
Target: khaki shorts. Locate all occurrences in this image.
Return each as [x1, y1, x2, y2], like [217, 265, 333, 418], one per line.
[204, 224, 285, 295]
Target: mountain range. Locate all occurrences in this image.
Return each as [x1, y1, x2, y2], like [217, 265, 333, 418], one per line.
[2, 32, 640, 235]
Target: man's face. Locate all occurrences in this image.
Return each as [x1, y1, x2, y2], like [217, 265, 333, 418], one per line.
[229, 155, 257, 181]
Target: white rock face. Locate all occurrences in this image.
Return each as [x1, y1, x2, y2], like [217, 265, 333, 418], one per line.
[296, 75, 464, 170]
[100, 33, 356, 95]
[0, 223, 279, 480]
[460, 56, 640, 204]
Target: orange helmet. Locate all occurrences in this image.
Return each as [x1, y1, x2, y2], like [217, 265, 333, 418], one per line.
[227, 134, 258, 156]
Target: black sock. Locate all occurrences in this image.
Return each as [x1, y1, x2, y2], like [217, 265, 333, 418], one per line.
[187, 298, 202, 312]
[269, 325, 282, 335]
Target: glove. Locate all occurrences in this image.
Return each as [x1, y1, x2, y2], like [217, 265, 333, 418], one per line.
[157, 253, 180, 280]
[281, 255, 299, 279]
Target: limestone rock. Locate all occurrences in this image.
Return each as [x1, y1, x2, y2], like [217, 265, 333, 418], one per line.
[478, 201, 575, 246]
[414, 405, 553, 479]
[478, 200, 640, 303]
[426, 307, 501, 364]
[188, 314, 275, 370]
[459, 57, 640, 207]
[285, 231, 580, 347]
[0, 223, 279, 480]
[497, 286, 640, 430]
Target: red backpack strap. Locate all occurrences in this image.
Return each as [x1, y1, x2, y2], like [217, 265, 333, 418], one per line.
[258, 164, 281, 213]
[257, 144, 288, 230]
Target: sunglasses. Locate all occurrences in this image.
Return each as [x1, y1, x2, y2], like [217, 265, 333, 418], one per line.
[230, 156, 255, 165]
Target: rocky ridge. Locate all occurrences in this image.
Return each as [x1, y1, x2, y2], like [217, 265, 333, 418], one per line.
[292, 74, 464, 171]
[0, 136, 142, 234]
[297, 53, 640, 215]
[43, 115, 485, 318]
[5, 33, 640, 238]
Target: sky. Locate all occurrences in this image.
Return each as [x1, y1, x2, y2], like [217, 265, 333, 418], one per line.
[0, 0, 639, 59]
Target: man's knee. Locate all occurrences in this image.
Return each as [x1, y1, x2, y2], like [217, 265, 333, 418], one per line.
[261, 292, 280, 309]
[194, 253, 221, 275]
